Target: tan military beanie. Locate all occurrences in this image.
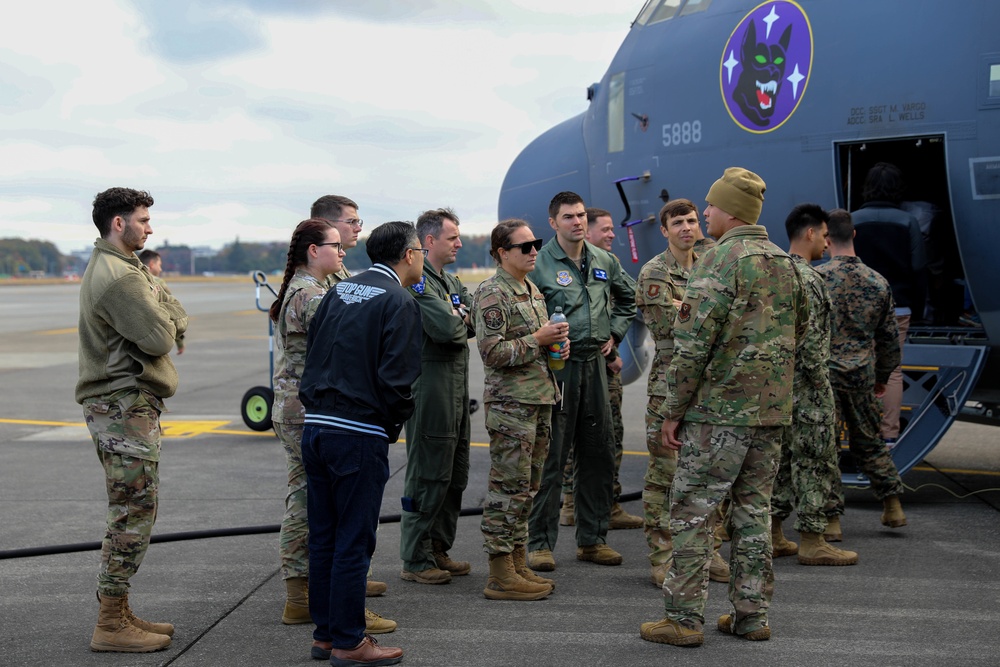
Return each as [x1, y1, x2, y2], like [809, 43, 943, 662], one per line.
[706, 167, 766, 224]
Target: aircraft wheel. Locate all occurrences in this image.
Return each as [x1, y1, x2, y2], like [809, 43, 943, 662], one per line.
[241, 386, 274, 432]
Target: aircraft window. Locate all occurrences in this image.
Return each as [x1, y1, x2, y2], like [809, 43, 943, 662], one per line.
[991, 64, 1000, 97]
[609, 72, 625, 153]
[635, 0, 658, 25]
[649, 0, 683, 24]
[679, 0, 712, 16]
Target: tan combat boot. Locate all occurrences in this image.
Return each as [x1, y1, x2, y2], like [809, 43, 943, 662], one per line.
[639, 618, 704, 646]
[91, 594, 171, 653]
[366, 579, 387, 597]
[526, 548, 556, 572]
[797, 532, 858, 566]
[432, 539, 471, 576]
[650, 562, 669, 587]
[717, 614, 771, 641]
[282, 577, 311, 624]
[824, 515, 843, 542]
[512, 544, 555, 590]
[708, 550, 730, 582]
[120, 593, 174, 637]
[483, 552, 552, 601]
[771, 519, 798, 557]
[609, 503, 643, 529]
[559, 492, 575, 526]
[365, 608, 397, 634]
[881, 495, 907, 528]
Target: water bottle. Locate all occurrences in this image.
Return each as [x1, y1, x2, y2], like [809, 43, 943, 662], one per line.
[547, 307, 567, 370]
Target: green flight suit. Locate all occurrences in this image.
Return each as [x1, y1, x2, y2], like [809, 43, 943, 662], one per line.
[526, 238, 636, 551]
[400, 265, 473, 572]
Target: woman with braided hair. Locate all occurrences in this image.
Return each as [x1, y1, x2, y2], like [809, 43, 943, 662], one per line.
[270, 218, 346, 624]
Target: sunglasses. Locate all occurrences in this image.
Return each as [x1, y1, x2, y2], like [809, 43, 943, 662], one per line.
[503, 238, 543, 254]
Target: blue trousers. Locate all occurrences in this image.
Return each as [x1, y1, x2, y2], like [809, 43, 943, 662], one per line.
[302, 425, 389, 649]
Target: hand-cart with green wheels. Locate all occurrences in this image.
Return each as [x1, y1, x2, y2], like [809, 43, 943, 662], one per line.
[240, 270, 278, 432]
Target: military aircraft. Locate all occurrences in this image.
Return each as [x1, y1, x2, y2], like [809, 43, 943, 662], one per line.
[498, 0, 999, 484]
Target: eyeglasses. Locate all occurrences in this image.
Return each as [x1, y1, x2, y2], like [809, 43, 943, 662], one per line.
[315, 242, 343, 252]
[408, 247, 429, 258]
[329, 218, 363, 229]
[503, 238, 543, 254]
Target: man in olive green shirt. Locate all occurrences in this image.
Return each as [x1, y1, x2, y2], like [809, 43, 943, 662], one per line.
[526, 191, 636, 571]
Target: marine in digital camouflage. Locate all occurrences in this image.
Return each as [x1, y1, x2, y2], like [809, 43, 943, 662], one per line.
[770, 256, 839, 534]
[473, 268, 558, 554]
[271, 268, 329, 580]
[817, 255, 903, 507]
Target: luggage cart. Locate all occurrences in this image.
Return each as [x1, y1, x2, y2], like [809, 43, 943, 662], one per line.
[240, 270, 278, 431]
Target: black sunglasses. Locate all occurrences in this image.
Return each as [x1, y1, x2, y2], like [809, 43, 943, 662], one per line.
[504, 238, 543, 254]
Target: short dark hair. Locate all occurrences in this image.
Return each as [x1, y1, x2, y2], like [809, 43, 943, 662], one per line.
[310, 195, 359, 221]
[137, 249, 161, 266]
[92, 188, 154, 238]
[490, 219, 529, 265]
[659, 198, 697, 228]
[827, 208, 854, 245]
[366, 221, 418, 266]
[586, 207, 612, 226]
[862, 162, 905, 205]
[548, 191, 585, 219]
[784, 203, 830, 241]
[416, 207, 459, 241]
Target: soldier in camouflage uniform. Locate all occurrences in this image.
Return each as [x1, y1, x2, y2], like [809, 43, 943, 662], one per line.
[78, 188, 187, 652]
[770, 204, 858, 566]
[400, 208, 474, 584]
[472, 219, 567, 601]
[817, 209, 906, 532]
[310, 195, 389, 600]
[640, 169, 808, 647]
[636, 199, 730, 587]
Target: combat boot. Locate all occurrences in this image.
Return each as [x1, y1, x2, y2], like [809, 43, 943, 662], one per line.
[366, 579, 387, 597]
[639, 618, 704, 646]
[881, 495, 907, 528]
[90, 594, 171, 653]
[282, 577, 312, 624]
[609, 503, 643, 529]
[708, 550, 730, 582]
[432, 539, 471, 576]
[559, 492, 575, 526]
[771, 519, 798, 557]
[527, 548, 556, 572]
[483, 552, 552, 601]
[824, 515, 843, 542]
[112, 592, 174, 637]
[797, 532, 858, 566]
[512, 544, 555, 590]
[717, 614, 771, 641]
[650, 562, 669, 587]
[365, 608, 397, 634]
[577, 543, 623, 566]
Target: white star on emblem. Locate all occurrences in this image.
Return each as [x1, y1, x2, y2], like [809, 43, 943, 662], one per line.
[723, 49, 739, 84]
[786, 63, 805, 99]
[763, 4, 780, 39]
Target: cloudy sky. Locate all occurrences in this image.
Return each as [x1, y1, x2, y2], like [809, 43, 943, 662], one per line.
[0, 1, 638, 254]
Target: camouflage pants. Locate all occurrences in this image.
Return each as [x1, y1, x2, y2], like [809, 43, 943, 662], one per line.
[561, 367, 624, 502]
[770, 419, 838, 534]
[826, 388, 904, 514]
[83, 390, 162, 597]
[275, 421, 309, 580]
[664, 422, 780, 635]
[642, 395, 677, 566]
[482, 401, 552, 554]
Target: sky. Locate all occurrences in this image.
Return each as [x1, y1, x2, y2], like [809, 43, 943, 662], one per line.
[0, 1, 639, 254]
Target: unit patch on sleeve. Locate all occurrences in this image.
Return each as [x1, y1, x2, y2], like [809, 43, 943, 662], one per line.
[646, 284, 661, 298]
[677, 301, 692, 323]
[483, 306, 505, 330]
[556, 271, 573, 286]
[411, 275, 426, 295]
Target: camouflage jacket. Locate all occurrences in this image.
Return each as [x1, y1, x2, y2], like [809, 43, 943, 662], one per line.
[816, 255, 901, 390]
[790, 255, 835, 424]
[272, 269, 327, 424]
[635, 248, 697, 397]
[473, 267, 558, 405]
[663, 224, 809, 426]
[529, 238, 636, 360]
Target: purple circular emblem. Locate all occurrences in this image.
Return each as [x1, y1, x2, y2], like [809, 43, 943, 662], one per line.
[720, 0, 813, 133]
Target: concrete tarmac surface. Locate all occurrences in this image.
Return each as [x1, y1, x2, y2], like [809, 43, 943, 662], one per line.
[1, 279, 999, 666]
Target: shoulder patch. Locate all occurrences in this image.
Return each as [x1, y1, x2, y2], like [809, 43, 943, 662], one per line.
[646, 284, 661, 299]
[411, 275, 426, 295]
[556, 271, 573, 286]
[678, 301, 692, 323]
[483, 306, 505, 330]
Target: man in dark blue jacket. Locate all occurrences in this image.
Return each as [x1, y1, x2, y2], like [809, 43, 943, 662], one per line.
[299, 221, 424, 666]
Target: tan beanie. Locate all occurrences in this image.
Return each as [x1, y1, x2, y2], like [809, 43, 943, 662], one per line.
[705, 167, 766, 224]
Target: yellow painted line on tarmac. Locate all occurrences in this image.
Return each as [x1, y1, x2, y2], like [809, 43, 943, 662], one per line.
[0, 418, 80, 427]
[37, 327, 78, 335]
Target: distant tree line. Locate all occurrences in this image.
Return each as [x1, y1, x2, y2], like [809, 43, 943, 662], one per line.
[1, 234, 497, 279]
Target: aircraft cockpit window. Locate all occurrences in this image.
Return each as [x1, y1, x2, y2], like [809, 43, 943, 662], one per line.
[609, 72, 625, 153]
[679, 0, 712, 16]
[991, 64, 1000, 97]
[649, 0, 683, 24]
[635, 0, 659, 26]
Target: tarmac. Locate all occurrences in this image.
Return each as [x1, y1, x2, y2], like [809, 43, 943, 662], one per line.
[2, 279, 999, 667]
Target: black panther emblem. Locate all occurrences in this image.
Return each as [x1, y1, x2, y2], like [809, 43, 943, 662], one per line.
[733, 19, 793, 127]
